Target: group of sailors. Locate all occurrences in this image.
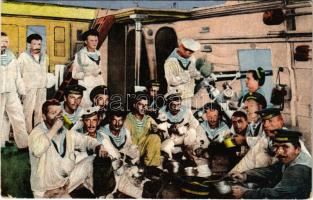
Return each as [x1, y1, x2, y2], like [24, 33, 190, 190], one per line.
[1, 29, 311, 199]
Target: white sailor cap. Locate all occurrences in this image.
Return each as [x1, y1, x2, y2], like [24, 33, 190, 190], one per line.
[82, 106, 100, 118]
[181, 38, 200, 52]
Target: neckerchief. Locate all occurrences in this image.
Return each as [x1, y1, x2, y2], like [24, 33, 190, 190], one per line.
[42, 122, 67, 157]
[51, 134, 67, 158]
[200, 121, 228, 141]
[61, 101, 83, 124]
[100, 124, 127, 150]
[247, 120, 262, 137]
[168, 48, 191, 70]
[160, 105, 188, 125]
[77, 47, 101, 66]
[87, 55, 101, 65]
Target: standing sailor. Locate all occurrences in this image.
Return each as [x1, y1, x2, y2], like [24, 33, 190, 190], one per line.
[0, 32, 28, 148]
[72, 29, 105, 107]
[18, 33, 54, 133]
[164, 38, 202, 108]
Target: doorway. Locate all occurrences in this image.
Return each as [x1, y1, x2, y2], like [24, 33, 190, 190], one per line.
[108, 24, 126, 102]
[155, 27, 178, 94]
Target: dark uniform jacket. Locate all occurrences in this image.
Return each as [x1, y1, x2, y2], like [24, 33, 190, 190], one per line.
[243, 151, 312, 199]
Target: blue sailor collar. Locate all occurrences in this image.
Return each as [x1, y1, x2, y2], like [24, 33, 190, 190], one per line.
[61, 101, 83, 124]
[200, 120, 227, 139]
[98, 124, 127, 150]
[160, 105, 188, 124]
[168, 48, 191, 70]
[41, 122, 67, 157]
[78, 47, 101, 66]
[1, 49, 15, 66]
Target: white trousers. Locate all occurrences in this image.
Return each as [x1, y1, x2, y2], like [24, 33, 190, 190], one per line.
[0, 92, 28, 148]
[2, 113, 10, 145]
[33, 156, 94, 198]
[68, 156, 94, 193]
[23, 88, 46, 133]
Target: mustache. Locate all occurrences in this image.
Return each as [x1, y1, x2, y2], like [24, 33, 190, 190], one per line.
[276, 155, 286, 159]
[87, 126, 96, 129]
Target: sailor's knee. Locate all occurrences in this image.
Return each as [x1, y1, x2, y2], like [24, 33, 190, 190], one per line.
[146, 134, 161, 145]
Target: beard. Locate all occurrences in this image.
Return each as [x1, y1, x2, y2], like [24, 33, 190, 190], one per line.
[53, 117, 64, 134]
[109, 124, 123, 132]
[237, 127, 247, 135]
[1, 48, 6, 54]
[111, 126, 122, 132]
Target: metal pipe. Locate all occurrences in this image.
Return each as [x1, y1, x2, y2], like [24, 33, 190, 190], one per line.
[135, 21, 142, 86]
[286, 42, 297, 127]
[130, 14, 147, 86]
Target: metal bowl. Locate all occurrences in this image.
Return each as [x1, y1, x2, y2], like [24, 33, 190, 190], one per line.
[214, 180, 232, 194]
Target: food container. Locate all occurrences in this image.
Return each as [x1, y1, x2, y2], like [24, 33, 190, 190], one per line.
[214, 181, 232, 194]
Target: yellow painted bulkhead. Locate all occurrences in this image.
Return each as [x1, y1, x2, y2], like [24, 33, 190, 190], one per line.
[2, 2, 96, 72]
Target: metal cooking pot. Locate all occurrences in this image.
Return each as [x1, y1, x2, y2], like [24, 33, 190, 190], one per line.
[214, 180, 232, 194]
